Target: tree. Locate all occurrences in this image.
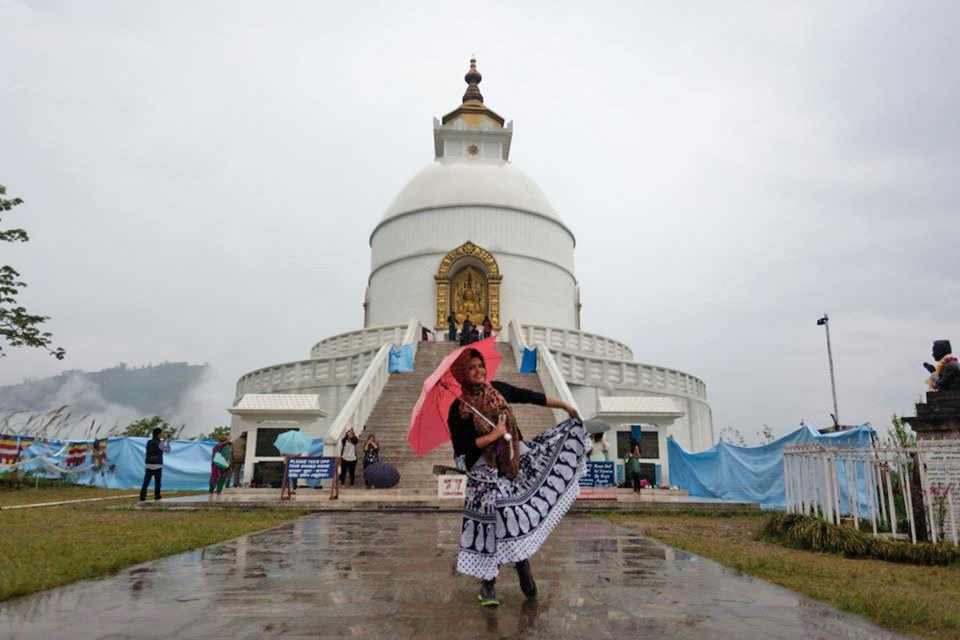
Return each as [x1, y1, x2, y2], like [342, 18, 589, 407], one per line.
[123, 416, 172, 438]
[0, 185, 64, 360]
[201, 426, 230, 441]
[719, 427, 746, 446]
[885, 414, 916, 448]
[757, 424, 775, 444]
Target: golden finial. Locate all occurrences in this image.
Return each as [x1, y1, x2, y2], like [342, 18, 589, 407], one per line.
[462, 57, 483, 104]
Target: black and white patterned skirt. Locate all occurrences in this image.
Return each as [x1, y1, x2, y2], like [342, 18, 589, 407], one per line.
[456, 418, 590, 580]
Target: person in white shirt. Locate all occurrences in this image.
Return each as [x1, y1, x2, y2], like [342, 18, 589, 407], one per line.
[588, 433, 609, 462]
[339, 428, 359, 486]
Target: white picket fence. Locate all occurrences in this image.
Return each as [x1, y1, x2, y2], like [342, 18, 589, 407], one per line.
[783, 442, 960, 545]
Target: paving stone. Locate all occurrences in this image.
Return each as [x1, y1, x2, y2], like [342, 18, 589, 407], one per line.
[1, 513, 907, 639]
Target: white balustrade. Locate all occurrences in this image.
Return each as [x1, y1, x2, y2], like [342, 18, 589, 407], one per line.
[508, 318, 707, 403]
[310, 324, 407, 358]
[235, 349, 381, 399]
[523, 324, 633, 361]
[237, 319, 424, 400]
[551, 350, 707, 401]
[509, 319, 581, 422]
[323, 318, 421, 454]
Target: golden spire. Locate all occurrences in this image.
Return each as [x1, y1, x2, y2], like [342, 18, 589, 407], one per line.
[440, 56, 504, 127]
[462, 57, 483, 104]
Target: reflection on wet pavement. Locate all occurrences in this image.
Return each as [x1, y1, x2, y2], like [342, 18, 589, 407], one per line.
[1, 514, 906, 639]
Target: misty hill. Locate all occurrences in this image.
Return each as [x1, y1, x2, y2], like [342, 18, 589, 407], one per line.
[0, 362, 209, 418]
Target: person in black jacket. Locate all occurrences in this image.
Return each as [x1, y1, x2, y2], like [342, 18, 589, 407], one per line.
[139, 427, 171, 501]
[448, 348, 587, 608]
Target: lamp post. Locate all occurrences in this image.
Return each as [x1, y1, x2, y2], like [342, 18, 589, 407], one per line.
[816, 313, 839, 426]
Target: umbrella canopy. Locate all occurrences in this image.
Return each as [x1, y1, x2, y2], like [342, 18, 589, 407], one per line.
[363, 462, 400, 489]
[407, 336, 503, 457]
[584, 419, 612, 434]
[273, 430, 312, 456]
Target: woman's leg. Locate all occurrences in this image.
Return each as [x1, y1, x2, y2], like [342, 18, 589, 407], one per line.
[515, 559, 537, 598]
[347, 460, 356, 485]
[478, 579, 498, 607]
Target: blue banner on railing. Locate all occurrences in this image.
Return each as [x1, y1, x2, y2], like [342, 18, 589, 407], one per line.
[580, 461, 615, 487]
[286, 456, 337, 480]
[520, 347, 537, 373]
[389, 344, 414, 372]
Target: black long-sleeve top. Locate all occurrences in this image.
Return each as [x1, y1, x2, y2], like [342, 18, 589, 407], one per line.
[449, 381, 546, 470]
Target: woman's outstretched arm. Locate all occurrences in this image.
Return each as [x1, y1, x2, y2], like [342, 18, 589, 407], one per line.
[544, 395, 580, 420]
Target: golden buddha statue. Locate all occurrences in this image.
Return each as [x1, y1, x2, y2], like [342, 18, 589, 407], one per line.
[455, 287, 486, 326]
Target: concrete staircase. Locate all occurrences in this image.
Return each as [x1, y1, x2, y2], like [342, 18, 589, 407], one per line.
[338, 341, 557, 493]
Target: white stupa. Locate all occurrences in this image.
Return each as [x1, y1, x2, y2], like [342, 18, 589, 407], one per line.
[229, 60, 713, 487]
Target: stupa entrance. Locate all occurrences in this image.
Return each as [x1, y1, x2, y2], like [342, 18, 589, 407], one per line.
[434, 241, 501, 330]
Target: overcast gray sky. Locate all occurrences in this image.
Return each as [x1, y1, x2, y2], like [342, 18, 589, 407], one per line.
[2, 0, 958, 443]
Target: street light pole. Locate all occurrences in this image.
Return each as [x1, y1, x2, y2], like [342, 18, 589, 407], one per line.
[817, 313, 839, 426]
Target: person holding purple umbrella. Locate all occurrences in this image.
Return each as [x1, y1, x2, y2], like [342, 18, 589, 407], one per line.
[447, 348, 588, 607]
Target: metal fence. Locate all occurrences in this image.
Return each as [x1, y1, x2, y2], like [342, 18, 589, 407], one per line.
[783, 442, 960, 546]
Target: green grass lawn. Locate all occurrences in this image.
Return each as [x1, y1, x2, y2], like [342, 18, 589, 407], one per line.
[0, 486, 144, 507]
[607, 513, 960, 640]
[1, 487, 306, 602]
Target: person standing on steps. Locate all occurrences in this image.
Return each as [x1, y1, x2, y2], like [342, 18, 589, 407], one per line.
[447, 348, 589, 607]
[339, 428, 359, 486]
[447, 312, 458, 342]
[362, 433, 380, 488]
[139, 427, 171, 501]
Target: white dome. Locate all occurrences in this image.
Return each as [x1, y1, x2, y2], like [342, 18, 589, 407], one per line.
[381, 158, 567, 226]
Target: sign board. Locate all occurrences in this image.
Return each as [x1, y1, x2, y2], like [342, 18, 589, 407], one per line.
[577, 487, 619, 500]
[438, 475, 467, 499]
[580, 461, 615, 488]
[920, 441, 960, 536]
[281, 456, 339, 501]
[286, 456, 336, 480]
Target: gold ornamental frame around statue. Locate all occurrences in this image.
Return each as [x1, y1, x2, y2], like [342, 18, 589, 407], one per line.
[435, 241, 501, 330]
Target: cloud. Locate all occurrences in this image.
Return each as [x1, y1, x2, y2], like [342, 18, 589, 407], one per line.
[2, 1, 958, 446]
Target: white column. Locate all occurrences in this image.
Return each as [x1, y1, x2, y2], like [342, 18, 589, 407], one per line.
[242, 428, 258, 486]
[657, 426, 670, 486]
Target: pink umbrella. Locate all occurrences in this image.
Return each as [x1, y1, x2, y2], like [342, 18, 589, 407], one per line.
[407, 336, 503, 457]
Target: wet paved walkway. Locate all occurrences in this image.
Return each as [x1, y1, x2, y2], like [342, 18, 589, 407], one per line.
[2, 513, 906, 639]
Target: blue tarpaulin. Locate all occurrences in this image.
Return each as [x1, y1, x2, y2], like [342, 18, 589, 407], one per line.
[389, 344, 414, 372]
[668, 425, 874, 509]
[520, 348, 537, 373]
[13, 437, 220, 490]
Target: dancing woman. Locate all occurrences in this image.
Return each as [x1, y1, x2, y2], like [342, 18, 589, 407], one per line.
[448, 348, 590, 607]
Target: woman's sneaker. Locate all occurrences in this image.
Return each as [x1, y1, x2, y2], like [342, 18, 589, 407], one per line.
[515, 560, 538, 598]
[478, 579, 499, 607]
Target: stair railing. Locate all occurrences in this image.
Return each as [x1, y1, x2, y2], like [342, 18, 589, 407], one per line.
[401, 317, 422, 360]
[507, 318, 582, 422]
[324, 317, 421, 456]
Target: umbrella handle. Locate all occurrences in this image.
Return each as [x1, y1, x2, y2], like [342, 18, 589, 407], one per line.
[462, 400, 511, 452]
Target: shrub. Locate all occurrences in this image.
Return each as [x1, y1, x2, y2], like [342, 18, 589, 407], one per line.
[758, 513, 960, 566]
